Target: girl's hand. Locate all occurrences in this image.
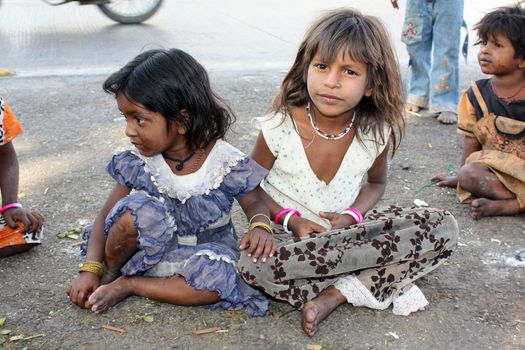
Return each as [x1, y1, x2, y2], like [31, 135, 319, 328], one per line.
[240, 228, 276, 263]
[2, 207, 44, 233]
[319, 211, 355, 230]
[430, 174, 458, 188]
[67, 272, 100, 309]
[287, 216, 327, 238]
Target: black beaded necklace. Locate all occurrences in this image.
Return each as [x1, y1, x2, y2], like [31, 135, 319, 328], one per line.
[163, 151, 195, 171]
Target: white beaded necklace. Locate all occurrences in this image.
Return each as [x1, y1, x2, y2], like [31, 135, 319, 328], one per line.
[306, 102, 356, 141]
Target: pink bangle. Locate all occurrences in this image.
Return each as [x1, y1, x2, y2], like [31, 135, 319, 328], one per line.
[0, 202, 22, 215]
[341, 207, 364, 224]
[274, 208, 301, 225]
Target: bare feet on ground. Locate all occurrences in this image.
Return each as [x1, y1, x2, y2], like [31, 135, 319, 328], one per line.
[301, 286, 347, 337]
[404, 103, 421, 115]
[436, 111, 457, 124]
[100, 267, 121, 285]
[471, 198, 524, 220]
[87, 276, 133, 313]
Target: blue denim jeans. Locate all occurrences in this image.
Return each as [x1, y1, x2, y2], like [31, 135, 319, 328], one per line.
[402, 0, 464, 114]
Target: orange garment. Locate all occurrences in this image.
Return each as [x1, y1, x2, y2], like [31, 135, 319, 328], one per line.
[457, 81, 525, 207]
[0, 97, 23, 145]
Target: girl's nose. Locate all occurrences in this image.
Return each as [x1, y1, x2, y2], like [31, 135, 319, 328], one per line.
[324, 72, 340, 88]
[124, 121, 136, 137]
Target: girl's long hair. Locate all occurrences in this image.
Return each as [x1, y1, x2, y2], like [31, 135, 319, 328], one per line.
[271, 8, 404, 154]
[103, 48, 234, 151]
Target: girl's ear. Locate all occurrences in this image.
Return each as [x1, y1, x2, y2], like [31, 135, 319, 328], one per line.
[172, 109, 190, 135]
[364, 86, 373, 97]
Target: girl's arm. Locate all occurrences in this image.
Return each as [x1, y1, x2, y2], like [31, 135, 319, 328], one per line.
[0, 142, 44, 233]
[238, 186, 276, 263]
[320, 143, 389, 228]
[250, 131, 326, 236]
[67, 183, 130, 308]
[431, 136, 481, 187]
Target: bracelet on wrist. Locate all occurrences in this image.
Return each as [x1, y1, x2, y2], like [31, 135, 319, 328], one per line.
[248, 221, 274, 235]
[341, 207, 364, 224]
[274, 208, 301, 225]
[79, 260, 104, 277]
[0, 202, 22, 215]
[249, 213, 271, 226]
[282, 210, 301, 233]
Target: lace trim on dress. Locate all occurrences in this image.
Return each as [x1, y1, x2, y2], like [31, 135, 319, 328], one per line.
[333, 275, 428, 316]
[193, 249, 237, 268]
[130, 140, 246, 203]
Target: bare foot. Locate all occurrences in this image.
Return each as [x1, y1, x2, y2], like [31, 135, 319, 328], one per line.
[404, 103, 421, 116]
[436, 111, 457, 124]
[100, 267, 121, 285]
[301, 286, 347, 337]
[87, 276, 133, 313]
[471, 198, 524, 220]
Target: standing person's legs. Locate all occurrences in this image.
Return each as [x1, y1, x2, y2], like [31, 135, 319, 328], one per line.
[403, 0, 433, 112]
[430, 0, 464, 124]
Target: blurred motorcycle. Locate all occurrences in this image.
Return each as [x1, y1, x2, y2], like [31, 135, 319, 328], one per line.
[43, 0, 163, 24]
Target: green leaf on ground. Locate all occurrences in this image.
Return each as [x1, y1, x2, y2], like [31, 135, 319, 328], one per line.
[62, 339, 80, 347]
[57, 227, 83, 239]
[0, 317, 5, 327]
[0, 330, 11, 335]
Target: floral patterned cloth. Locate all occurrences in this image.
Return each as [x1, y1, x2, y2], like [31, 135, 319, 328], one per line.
[81, 140, 269, 317]
[239, 206, 458, 311]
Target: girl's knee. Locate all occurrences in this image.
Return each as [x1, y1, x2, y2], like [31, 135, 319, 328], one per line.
[109, 211, 137, 238]
[457, 163, 485, 188]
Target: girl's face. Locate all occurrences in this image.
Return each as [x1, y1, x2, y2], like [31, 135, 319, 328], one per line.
[478, 32, 525, 76]
[306, 49, 372, 120]
[117, 93, 184, 157]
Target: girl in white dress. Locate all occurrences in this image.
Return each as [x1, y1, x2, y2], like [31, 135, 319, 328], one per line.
[238, 8, 459, 337]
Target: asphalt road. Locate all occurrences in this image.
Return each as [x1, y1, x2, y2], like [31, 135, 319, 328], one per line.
[0, 0, 504, 76]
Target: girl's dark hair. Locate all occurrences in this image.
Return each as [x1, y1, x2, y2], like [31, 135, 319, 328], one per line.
[103, 48, 234, 151]
[271, 8, 404, 154]
[474, 2, 525, 59]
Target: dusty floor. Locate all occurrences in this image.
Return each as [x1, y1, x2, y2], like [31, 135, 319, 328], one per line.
[1, 70, 524, 350]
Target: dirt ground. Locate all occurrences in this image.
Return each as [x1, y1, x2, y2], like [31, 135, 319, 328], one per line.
[1, 68, 524, 350]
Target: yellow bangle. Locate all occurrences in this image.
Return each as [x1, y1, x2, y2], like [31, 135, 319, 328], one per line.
[249, 221, 273, 235]
[79, 260, 104, 277]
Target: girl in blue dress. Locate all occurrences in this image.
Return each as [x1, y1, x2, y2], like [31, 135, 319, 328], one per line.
[67, 49, 276, 317]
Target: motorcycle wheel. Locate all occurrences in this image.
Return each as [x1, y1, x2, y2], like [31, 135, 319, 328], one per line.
[98, 0, 163, 24]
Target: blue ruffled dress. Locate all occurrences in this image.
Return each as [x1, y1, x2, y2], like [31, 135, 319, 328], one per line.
[81, 140, 269, 317]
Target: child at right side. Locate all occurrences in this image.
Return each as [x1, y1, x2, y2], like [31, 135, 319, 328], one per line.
[432, 3, 525, 220]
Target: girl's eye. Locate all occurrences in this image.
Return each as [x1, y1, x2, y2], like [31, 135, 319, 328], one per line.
[479, 40, 487, 46]
[136, 117, 145, 125]
[344, 68, 357, 76]
[314, 63, 327, 70]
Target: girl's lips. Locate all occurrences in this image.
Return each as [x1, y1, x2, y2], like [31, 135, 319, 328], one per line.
[319, 94, 341, 104]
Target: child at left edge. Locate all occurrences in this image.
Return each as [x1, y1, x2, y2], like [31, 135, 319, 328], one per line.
[431, 3, 525, 220]
[67, 48, 275, 316]
[0, 97, 44, 258]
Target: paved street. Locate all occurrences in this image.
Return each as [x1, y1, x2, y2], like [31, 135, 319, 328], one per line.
[0, 0, 503, 76]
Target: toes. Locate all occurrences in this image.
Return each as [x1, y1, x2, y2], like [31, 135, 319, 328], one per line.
[436, 113, 457, 124]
